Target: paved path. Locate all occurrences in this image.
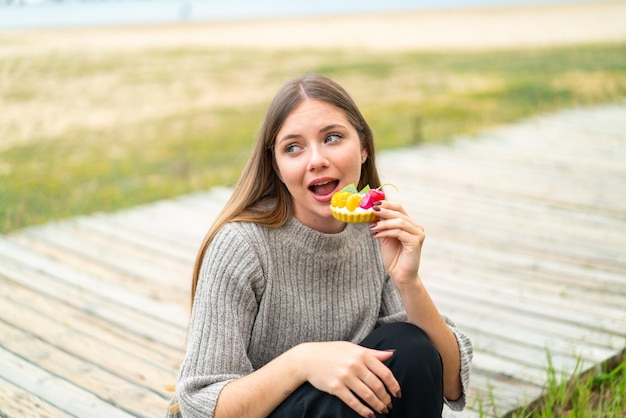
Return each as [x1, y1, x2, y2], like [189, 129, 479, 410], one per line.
[0, 103, 625, 417]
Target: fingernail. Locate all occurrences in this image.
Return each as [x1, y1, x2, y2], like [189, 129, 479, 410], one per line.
[368, 413, 375, 418]
[384, 349, 396, 353]
[370, 231, 378, 237]
[373, 206, 381, 212]
[388, 402, 393, 411]
[382, 407, 389, 414]
[395, 389, 402, 399]
[373, 201, 382, 206]
[368, 222, 377, 229]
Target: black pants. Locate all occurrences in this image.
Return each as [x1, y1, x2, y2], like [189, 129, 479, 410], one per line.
[269, 322, 444, 418]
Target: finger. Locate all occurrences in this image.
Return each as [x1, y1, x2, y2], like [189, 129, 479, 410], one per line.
[373, 217, 423, 236]
[333, 386, 377, 418]
[374, 200, 407, 215]
[366, 353, 401, 401]
[369, 348, 395, 360]
[373, 205, 406, 222]
[373, 204, 423, 231]
[351, 374, 393, 415]
[372, 220, 425, 245]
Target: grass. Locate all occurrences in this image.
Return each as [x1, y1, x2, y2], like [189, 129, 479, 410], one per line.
[2, 41, 625, 233]
[506, 355, 626, 418]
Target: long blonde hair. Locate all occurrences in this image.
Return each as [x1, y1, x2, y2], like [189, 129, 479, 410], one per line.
[190, 73, 381, 304]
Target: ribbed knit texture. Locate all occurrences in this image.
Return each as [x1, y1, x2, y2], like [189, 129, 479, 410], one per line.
[167, 217, 472, 417]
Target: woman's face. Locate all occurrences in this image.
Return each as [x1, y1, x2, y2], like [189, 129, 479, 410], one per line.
[274, 99, 367, 234]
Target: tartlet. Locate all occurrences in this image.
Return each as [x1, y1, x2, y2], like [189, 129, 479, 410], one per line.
[330, 184, 386, 223]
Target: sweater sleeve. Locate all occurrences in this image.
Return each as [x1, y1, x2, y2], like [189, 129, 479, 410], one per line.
[376, 277, 473, 411]
[442, 314, 473, 411]
[175, 224, 265, 418]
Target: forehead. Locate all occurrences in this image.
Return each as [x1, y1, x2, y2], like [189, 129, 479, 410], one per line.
[280, 99, 352, 131]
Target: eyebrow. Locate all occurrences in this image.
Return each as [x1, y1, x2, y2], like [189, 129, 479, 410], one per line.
[277, 124, 348, 145]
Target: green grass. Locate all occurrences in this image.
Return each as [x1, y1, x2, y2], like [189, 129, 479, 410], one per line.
[0, 107, 259, 230]
[2, 42, 626, 233]
[507, 355, 626, 418]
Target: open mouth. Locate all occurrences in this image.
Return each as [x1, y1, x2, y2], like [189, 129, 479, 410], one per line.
[309, 180, 339, 196]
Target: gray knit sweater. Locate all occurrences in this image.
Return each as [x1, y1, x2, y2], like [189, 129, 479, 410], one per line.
[168, 217, 473, 417]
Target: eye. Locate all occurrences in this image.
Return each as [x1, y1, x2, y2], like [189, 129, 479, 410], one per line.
[284, 143, 301, 154]
[324, 133, 342, 143]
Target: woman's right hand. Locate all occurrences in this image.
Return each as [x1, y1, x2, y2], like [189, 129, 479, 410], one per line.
[293, 341, 399, 417]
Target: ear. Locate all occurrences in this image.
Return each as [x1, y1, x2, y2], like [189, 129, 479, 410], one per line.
[361, 149, 368, 164]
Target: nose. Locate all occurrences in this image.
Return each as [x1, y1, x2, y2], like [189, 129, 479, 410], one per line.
[307, 144, 330, 171]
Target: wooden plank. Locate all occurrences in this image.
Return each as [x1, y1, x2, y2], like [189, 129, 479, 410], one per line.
[423, 249, 625, 306]
[428, 278, 624, 347]
[0, 254, 187, 349]
[0, 238, 187, 327]
[404, 181, 626, 247]
[0, 376, 73, 418]
[75, 215, 197, 261]
[8, 233, 188, 307]
[0, 280, 176, 399]
[18, 223, 191, 289]
[0, 346, 136, 418]
[102, 198, 217, 246]
[391, 196, 623, 243]
[456, 126, 626, 166]
[540, 105, 626, 134]
[420, 207, 626, 263]
[378, 131, 626, 215]
[424, 237, 626, 293]
[424, 239, 626, 292]
[431, 270, 626, 333]
[384, 160, 625, 217]
[457, 325, 597, 376]
[435, 146, 626, 182]
[384, 126, 626, 166]
[430, 279, 621, 353]
[0, 321, 168, 418]
[431, 263, 626, 315]
[461, 377, 537, 417]
[125, 191, 228, 244]
[0, 272, 183, 370]
[423, 222, 626, 278]
[466, 371, 544, 416]
[443, 405, 482, 418]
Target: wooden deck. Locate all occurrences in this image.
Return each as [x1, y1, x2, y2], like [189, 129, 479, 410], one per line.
[1, 102, 625, 417]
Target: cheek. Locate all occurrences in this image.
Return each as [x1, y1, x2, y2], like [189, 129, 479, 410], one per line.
[274, 157, 302, 187]
[343, 149, 365, 175]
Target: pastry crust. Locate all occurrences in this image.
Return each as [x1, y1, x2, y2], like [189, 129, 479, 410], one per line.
[330, 206, 378, 223]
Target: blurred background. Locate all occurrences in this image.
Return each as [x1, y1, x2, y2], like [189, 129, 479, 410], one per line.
[0, 0, 601, 28]
[1, 0, 625, 233]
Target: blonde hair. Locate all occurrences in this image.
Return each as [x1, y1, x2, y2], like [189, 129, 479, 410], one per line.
[190, 73, 381, 304]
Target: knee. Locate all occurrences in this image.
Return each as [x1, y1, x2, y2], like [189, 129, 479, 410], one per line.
[360, 323, 444, 415]
[369, 322, 435, 352]
[370, 322, 443, 386]
[382, 322, 440, 366]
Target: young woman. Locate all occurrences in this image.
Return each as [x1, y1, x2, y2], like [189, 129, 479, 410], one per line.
[167, 74, 473, 418]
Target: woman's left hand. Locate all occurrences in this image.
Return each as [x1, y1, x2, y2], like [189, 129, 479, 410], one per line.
[369, 200, 425, 286]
